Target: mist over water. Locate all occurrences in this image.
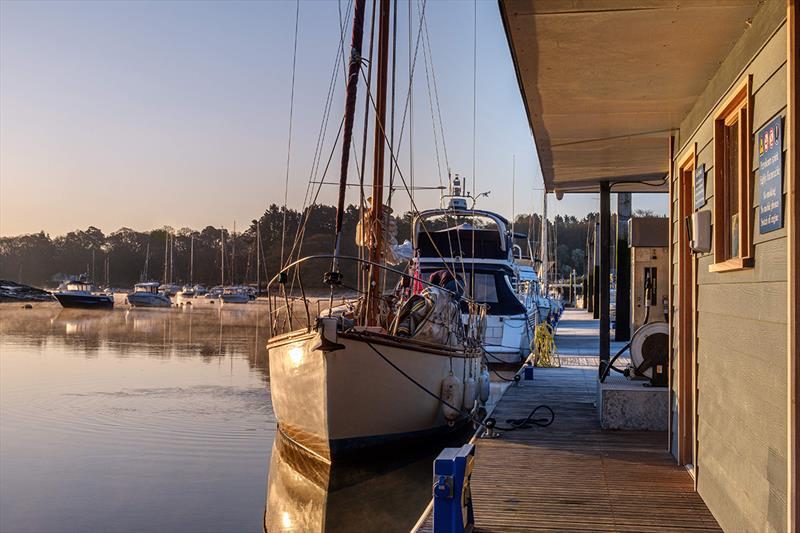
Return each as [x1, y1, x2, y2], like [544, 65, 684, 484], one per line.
[0, 304, 273, 533]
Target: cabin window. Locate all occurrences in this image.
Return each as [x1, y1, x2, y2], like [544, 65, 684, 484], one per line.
[467, 273, 499, 304]
[711, 76, 753, 272]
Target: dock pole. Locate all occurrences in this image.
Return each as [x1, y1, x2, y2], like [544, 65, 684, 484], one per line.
[599, 181, 611, 375]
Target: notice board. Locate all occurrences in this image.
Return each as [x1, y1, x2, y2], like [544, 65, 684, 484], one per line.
[758, 116, 783, 234]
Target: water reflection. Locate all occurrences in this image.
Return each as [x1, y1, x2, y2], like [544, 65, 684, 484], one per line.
[1, 303, 473, 532]
[0, 303, 272, 533]
[264, 428, 471, 533]
[0, 303, 269, 376]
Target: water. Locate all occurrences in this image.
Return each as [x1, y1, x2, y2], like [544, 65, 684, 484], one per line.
[0, 303, 272, 533]
[0, 302, 454, 533]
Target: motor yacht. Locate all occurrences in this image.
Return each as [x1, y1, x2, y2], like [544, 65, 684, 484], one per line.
[412, 199, 538, 365]
[53, 279, 114, 309]
[127, 282, 172, 308]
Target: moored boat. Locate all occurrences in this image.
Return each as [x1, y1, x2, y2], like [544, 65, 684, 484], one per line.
[220, 286, 250, 304]
[53, 279, 114, 309]
[413, 197, 538, 365]
[127, 282, 172, 308]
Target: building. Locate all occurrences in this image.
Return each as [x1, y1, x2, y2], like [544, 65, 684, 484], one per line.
[498, 1, 798, 531]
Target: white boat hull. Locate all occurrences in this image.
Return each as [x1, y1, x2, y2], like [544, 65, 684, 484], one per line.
[480, 313, 534, 364]
[127, 292, 171, 308]
[267, 324, 482, 460]
[221, 293, 249, 304]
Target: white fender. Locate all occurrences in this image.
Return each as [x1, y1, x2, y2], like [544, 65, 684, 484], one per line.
[463, 376, 477, 411]
[441, 374, 463, 422]
[478, 367, 490, 403]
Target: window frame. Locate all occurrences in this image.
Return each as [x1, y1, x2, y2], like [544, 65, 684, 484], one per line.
[710, 75, 754, 272]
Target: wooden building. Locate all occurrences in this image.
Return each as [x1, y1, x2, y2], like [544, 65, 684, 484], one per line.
[498, 1, 798, 531]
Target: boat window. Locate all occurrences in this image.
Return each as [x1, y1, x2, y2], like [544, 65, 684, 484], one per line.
[467, 273, 499, 303]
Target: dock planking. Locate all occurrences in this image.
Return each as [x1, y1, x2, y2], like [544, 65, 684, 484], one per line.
[416, 310, 720, 532]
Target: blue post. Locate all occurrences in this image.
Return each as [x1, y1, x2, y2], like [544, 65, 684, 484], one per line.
[432, 444, 475, 533]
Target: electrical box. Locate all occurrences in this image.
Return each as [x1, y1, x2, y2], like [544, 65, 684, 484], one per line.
[433, 444, 475, 533]
[688, 210, 712, 253]
[629, 218, 669, 332]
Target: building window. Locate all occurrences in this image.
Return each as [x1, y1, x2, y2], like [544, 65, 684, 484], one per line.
[711, 76, 753, 271]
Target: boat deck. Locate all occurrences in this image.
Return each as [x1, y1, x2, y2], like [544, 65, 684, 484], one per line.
[415, 309, 720, 532]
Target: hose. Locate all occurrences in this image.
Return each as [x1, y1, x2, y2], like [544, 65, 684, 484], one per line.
[486, 405, 554, 432]
[532, 322, 559, 368]
[599, 283, 652, 383]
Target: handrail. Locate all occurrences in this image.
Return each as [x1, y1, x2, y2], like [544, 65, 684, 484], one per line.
[265, 254, 478, 337]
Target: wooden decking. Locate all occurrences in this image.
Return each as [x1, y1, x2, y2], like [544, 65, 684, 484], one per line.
[416, 309, 720, 532]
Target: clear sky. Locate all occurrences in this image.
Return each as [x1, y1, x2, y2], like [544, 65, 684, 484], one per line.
[0, 0, 667, 237]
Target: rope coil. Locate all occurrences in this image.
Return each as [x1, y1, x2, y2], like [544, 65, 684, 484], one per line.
[533, 322, 560, 368]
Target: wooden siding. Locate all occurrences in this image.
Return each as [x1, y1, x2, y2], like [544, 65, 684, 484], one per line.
[669, 1, 789, 530]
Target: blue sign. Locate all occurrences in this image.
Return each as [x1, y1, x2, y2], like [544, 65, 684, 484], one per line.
[758, 116, 783, 234]
[694, 164, 706, 210]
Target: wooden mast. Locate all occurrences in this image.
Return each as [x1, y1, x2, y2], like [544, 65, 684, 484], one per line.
[332, 0, 367, 269]
[366, 0, 391, 324]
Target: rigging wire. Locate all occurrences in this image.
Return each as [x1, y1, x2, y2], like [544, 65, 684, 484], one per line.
[387, 0, 398, 208]
[420, 10, 450, 176]
[280, 0, 301, 268]
[357, 0, 378, 291]
[285, 0, 354, 269]
[419, 4, 444, 186]
[408, 0, 414, 207]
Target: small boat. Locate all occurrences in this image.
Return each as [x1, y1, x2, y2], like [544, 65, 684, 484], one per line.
[127, 282, 172, 308]
[175, 285, 196, 302]
[220, 286, 249, 304]
[203, 286, 223, 299]
[53, 279, 114, 309]
[192, 284, 208, 296]
[158, 283, 181, 297]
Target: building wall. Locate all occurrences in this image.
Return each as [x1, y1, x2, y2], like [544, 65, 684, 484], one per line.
[669, 1, 789, 531]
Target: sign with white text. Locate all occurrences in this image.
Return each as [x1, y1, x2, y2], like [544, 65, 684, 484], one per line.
[694, 164, 705, 210]
[758, 116, 783, 234]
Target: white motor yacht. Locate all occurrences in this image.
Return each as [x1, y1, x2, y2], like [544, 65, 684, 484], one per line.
[413, 199, 538, 365]
[127, 282, 172, 308]
[220, 286, 250, 304]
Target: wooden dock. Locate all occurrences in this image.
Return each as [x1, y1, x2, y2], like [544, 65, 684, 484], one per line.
[415, 309, 720, 532]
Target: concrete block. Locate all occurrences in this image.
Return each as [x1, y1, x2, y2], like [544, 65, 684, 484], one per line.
[597, 379, 668, 430]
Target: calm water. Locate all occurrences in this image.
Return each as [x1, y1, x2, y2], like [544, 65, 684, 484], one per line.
[0, 302, 272, 533]
[0, 301, 453, 533]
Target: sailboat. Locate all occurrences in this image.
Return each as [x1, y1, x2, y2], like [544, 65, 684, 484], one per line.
[177, 236, 196, 302]
[266, 0, 486, 461]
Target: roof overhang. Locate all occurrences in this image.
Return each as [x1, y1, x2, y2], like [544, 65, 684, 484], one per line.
[498, 0, 762, 193]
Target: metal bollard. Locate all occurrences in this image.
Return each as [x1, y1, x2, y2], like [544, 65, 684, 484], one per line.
[432, 444, 475, 533]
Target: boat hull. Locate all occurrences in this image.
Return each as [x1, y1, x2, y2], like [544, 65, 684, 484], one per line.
[267, 325, 482, 460]
[480, 313, 534, 364]
[54, 293, 114, 309]
[127, 293, 172, 308]
[221, 294, 249, 304]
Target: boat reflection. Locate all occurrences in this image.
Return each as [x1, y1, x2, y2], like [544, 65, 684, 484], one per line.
[265, 428, 471, 532]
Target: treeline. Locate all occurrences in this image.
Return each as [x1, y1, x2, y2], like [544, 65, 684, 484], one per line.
[1, 203, 608, 288]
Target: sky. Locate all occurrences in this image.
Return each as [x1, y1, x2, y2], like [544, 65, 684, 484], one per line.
[0, 0, 667, 237]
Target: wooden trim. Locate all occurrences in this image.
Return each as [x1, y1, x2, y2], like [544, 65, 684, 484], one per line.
[707, 257, 756, 272]
[677, 144, 697, 475]
[668, 135, 675, 456]
[712, 75, 754, 269]
[787, 1, 798, 531]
